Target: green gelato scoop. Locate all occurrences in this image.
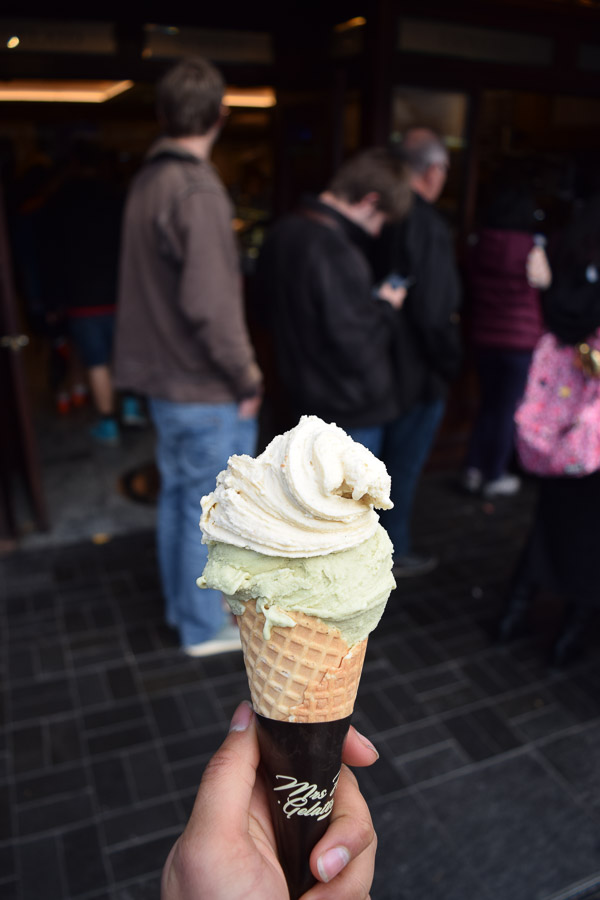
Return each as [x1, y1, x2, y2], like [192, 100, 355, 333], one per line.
[197, 524, 395, 646]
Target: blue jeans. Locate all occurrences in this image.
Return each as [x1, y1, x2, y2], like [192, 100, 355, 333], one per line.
[347, 398, 445, 558]
[149, 399, 258, 646]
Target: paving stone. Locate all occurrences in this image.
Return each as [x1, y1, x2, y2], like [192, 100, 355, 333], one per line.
[371, 794, 491, 900]
[0, 783, 12, 841]
[407, 666, 463, 696]
[149, 695, 188, 737]
[10, 723, 45, 774]
[8, 646, 37, 680]
[513, 704, 578, 742]
[495, 688, 551, 720]
[539, 722, 600, 811]
[108, 832, 178, 883]
[106, 665, 139, 701]
[62, 823, 109, 897]
[86, 722, 155, 756]
[169, 755, 212, 793]
[126, 625, 158, 655]
[127, 747, 172, 803]
[11, 677, 74, 722]
[38, 641, 67, 675]
[361, 751, 406, 797]
[177, 685, 220, 729]
[112, 876, 162, 899]
[102, 798, 182, 847]
[355, 687, 403, 732]
[92, 756, 135, 813]
[17, 834, 66, 899]
[15, 763, 87, 804]
[383, 721, 450, 758]
[552, 679, 600, 722]
[3, 473, 600, 899]
[0, 845, 16, 886]
[423, 682, 481, 715]
[383, 691, 429, 725]
[162, 727, 223, 765]
[17, 791, 95, 835]
[74, 670, 111, 708]
[399, 742, 468, 785]
[443, 711, 502, 761]
[420, 754, 600, 900]
[83, 699, 147, 733]
[469, 705, 522, 754]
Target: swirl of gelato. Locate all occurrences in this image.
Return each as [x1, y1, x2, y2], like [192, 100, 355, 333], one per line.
[200, 415, 393, 557]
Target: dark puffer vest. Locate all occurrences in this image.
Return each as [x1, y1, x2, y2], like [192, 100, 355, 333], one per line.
[467, 228, 544, 350]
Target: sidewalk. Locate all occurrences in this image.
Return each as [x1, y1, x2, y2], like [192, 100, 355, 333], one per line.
[2, 472, 600, 900]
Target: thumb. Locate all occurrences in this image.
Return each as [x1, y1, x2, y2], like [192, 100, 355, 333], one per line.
[162, 702, 259, 898]
[190, 701, 259, 838]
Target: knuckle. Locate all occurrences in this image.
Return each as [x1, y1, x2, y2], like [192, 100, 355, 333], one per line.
[201, 744, 255, 797]
[340, 763, 359, 789]
[174, 832, 196, 872]
[340, 857, 377, 900]
[354, 811, 376, 852]
[202, 746, 237, 781]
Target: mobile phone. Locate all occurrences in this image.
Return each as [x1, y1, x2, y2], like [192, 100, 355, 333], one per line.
[372, 273, 415, 299]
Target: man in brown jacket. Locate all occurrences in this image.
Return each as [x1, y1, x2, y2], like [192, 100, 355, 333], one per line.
[114, 57, 262, 656]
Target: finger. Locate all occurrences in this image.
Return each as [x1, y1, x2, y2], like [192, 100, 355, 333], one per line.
[341, 726, 379, 768]
[162, 702, 259, 898]
[306, 765, 377, 899]
[187, 701, 259, 838]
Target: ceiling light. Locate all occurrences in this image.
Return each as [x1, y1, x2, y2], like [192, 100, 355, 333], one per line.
[223, 87, 276, 108]
[6, 36, 20, 49]
[334, 17, 367, 33]
[0, 79, 134, 103]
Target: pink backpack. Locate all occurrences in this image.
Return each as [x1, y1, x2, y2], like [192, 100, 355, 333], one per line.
[515, 330, 600, 477]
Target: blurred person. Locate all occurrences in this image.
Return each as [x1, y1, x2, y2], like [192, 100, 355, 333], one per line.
[497, 195, 600, 666]
[372, 128, 462, 577]
[113, 57, 262, 656]
[41, 139, 128, 444]
[460, 178, 552, 498]
[255, 147, 410, 444]
[8, 151, 86, 415]
[162, 701, 378, 900]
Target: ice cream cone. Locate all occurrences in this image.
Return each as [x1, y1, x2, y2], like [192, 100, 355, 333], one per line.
[237, 599, 367, 723]
[198, 416, 396, 898]
[235, 600, 368, 898]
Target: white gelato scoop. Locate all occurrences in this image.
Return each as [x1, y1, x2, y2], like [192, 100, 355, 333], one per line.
[200, 415, 392, 557]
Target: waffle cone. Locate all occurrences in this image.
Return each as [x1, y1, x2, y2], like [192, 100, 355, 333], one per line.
[236, 600, 367, 723]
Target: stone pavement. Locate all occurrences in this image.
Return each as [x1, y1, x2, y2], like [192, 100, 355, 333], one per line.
[2, 472, 600, 900]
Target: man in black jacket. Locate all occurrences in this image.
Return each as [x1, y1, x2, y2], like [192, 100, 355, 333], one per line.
[255, 148, 410, 441]
[373, 128, 462, 576]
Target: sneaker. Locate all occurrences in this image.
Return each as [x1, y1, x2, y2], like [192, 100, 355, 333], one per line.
[460, 467, 483, 494]
[482, 474, 521, 498]
[392, 554, 438, 578]
[121, 395, 149, 428]
[183, 623, 242, 657]
[90, 418, 121, 447]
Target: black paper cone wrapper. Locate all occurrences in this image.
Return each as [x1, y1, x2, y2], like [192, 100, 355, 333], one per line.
[255, 713, 352, 900]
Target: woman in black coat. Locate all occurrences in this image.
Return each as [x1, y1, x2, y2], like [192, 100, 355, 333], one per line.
[498, 195, 600, 666]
